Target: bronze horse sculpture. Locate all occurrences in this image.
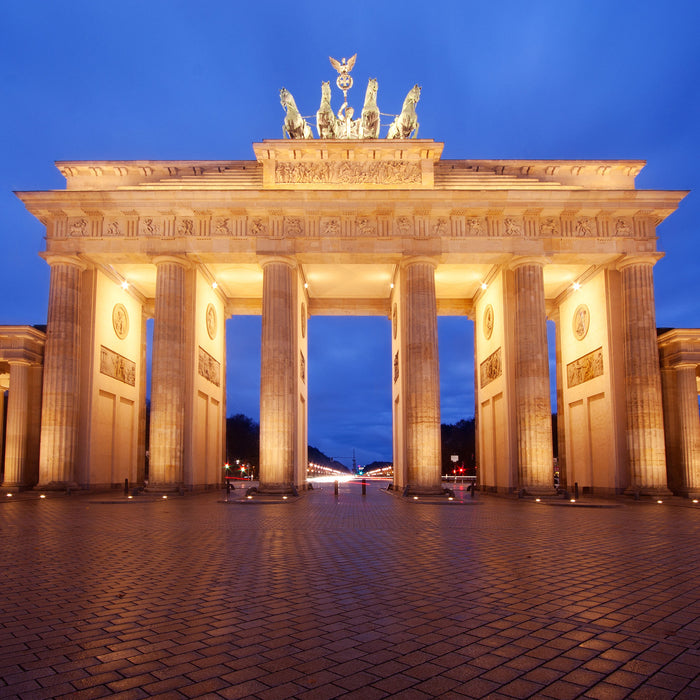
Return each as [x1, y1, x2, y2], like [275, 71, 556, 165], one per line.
[387, 84, 421, 139]
[280, 87, 313, 139]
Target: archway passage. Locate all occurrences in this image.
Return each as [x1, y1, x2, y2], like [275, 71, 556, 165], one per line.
[16, 139, 688, 496]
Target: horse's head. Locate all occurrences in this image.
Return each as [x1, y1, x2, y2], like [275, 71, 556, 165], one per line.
[280, 87, 290, 110]
[410, 84, 421, 103]
[365, 78, 378, 100]
[321, 81, 331, 101]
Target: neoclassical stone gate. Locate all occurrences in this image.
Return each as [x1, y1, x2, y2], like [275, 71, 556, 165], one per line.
[15, 138, 697, 496]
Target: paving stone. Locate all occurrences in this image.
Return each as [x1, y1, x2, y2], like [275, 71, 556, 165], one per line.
[2, 488, 700, 699]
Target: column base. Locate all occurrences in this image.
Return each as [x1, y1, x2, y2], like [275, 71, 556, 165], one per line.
[403, 484, 451, 497]
[36, 481, 80, 492]
[146, 483, 184, 494]
[256, 482, 299, 496]
[624, 486, 673, 498]
[1, 482, 33, 493]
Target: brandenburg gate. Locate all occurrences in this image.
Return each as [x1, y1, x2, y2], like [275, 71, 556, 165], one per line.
[11, 67, 698, 498]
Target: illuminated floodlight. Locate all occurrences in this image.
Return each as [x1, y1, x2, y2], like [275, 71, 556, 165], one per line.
[212, 281, 218, 289]
[481, 282, 487, 290]
[390, 282, 395, 289]
[448, 497, 454, 501]
[413, 496, 419, 500]
[572, 281, 581, 291]
[304, 282, 309, 288]
[127, 495, 133, 499]
[535, 498, 541, 502]
[121, 280, 129, 290]
[282, 496, 288, 500]
[247, 495, 253, 500]
[657, 499, 663, 504]
[6, 493, 12, 497]
[570, 499, 576, 503]
[162, 495, 168, 499]
[40, 494, 46, 499]
[693, 499, 698, 504]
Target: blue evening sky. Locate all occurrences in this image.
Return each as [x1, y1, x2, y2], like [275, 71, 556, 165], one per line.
[1, 1, 699, 466]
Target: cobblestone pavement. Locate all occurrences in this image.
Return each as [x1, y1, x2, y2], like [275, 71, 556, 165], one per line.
[1, 482, 699, 699]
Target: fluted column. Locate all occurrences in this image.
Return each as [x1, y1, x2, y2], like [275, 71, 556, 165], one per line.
[2, 361, 31, 488]
[513, 258, 554, 493]
[149, 257, 187, 490]
[38, 258, 84, 489]
[259, 258, 296, 492]
[619, 257, 669, 494]
[404, 258, 442, 493]
[674, 364, 700, 497]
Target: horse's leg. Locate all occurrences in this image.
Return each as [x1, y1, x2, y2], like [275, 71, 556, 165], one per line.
[413, 120, 419, 139]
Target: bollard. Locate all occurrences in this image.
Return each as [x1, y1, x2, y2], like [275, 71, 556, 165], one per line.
[574, 482, 579, 500]
[226, 482, 231, 498]
[362, 478, 366, 495]
[334, 480, 339, 496]
[470, 482, 475, 499]
[124, 478, 129, 495]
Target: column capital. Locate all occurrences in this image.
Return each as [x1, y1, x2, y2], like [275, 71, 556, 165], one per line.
[258, 255, 297, 270]
[508, 255, 550, 271]
[152, 254, 190, 268]
[400, 255, 438, 270]
[616, 253, 663, 271]
[39, 253, 87, 271]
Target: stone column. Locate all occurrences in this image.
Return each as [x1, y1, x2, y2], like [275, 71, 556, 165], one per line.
[38, 257, 84, 489]
[619, 257, 669, 494]
[259, 258, 296, 493]
[674, 363, 700, 497]
[403, 258, 442, 493]
[513, 258, 554, 494]
[2, 361, 31, 489]
[149, 257, 187, 491]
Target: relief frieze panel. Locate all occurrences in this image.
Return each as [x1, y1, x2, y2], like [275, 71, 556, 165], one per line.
[49, 211, 652, 243]
[100, 346, 136, 387]
[198, 346, 221, 387]
[480, 347, 502, 388]
[567, 347, 604, 388]
[274, 160, 422, 185]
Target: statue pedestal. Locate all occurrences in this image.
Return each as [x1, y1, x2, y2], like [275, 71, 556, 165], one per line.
[253, 139, 443, 190]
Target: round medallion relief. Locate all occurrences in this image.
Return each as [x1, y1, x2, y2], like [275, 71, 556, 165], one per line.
[392, 303, 398, 339]
[483, 304, 494, 340]
[206, 303, 217, 340]
[573, 304, 590, 341]
[301, 303, 307, 338]
[112, 303, 129, 340]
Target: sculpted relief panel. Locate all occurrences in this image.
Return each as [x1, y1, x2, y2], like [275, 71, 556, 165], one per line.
[49, 212, 655, 243]
[275, 161, 422, 185]
[100, 346, 136, 387]
[480, 347, 502, 388]
[567, 348, 604, 388]
[198, 346, 221, 387]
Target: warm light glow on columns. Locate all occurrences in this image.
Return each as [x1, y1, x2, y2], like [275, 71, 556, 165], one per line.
[672, 363, 700, 496]
[38, 257, 84, 489]
[259, 257, 297, 493]
[619, 256, 669, 494]
[403, 257, 442, 493]
[149, 256, 188, 491]
[2, 360, 31, 488]
[512, 258, 554, 493]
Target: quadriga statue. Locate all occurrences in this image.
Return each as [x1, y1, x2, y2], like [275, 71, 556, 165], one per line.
[387, 84, 421, 139]
[316, 81, 337, 139]
[360, 78, 380, 139]
[280, 87, 313, 139]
